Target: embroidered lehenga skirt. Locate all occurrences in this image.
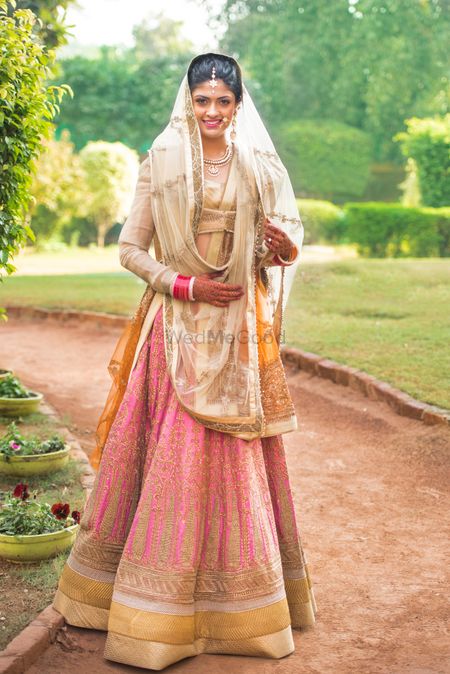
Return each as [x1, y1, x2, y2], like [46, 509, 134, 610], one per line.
[53, 304, 317, 670]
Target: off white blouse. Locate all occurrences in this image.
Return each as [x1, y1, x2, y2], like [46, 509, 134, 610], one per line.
[118, 156, 280, 293]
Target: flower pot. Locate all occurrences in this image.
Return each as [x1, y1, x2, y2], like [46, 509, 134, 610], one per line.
[0, 445, 70, 477]
[0, 369, 13, 380]
[0, 391, 43, 417]
[0, 524, 79, 562]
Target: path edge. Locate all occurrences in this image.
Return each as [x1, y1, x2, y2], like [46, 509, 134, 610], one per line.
[0, 400, 96, 674]
[5, 304, 449, 427]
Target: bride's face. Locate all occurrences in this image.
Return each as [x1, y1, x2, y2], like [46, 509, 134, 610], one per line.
[191, 80, 237, 141]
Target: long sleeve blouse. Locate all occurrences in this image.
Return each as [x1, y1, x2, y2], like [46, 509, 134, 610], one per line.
[118, 157, 295, 291]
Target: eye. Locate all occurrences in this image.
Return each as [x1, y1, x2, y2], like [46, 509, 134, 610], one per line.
[195, 97, 208, 105]
[219, 99, 231, 105]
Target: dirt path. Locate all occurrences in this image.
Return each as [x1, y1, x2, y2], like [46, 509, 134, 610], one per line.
[1, 317, 449, 674]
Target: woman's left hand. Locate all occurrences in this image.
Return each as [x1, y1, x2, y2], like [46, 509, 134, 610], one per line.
[263, 219, 294, 258]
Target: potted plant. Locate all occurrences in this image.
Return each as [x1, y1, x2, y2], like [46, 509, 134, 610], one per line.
[0, 483, 80, 562]
[0, 422, 70, 476]
[0, 369, 13, 380]
[0, 375, 43, 417]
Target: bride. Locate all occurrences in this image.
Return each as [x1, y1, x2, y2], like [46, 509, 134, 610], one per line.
[53, 52, 317, 671]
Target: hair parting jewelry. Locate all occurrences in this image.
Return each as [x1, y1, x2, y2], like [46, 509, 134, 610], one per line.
[209, 66, 217, 93]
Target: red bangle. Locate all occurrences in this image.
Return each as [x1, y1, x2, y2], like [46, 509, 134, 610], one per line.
[173, 274, 192, 301]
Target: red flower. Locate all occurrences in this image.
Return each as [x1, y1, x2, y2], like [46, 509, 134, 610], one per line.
[13, 483, 29, 501]
[51, 502, 70, 520]
[71, 510, 81, 524]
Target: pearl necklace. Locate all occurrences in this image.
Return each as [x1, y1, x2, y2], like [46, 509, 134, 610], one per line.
[203, 144, 233, 176]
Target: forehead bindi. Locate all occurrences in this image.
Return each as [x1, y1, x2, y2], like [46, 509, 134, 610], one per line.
[192, 80, 235, 100]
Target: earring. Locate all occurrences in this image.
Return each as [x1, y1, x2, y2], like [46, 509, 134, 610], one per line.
[230, 111, 237, 141]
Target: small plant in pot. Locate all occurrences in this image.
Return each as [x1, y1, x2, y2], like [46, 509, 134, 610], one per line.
[0, 483, 81, 562]
[0, 374, 43, 416]
[0, 422, 70, 476]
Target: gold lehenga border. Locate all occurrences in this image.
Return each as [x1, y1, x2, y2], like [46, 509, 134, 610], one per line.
[108, 596, 291, 644]
[53, 588, 109, 631]
[104, 625, 295, 670]
[56, 563, 113, 609]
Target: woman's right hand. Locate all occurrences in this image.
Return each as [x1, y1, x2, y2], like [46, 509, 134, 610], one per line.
[193, 271, 245, 307]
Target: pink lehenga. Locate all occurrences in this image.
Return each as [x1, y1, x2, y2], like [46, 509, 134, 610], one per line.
[53, 72, 317, 670]
[53, 301, 316, 670]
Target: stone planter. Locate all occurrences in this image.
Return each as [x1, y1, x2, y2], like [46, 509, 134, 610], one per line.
[0, 391, 43, 417]
[0, 445, 70, 477]
[0, 524, 79, 562]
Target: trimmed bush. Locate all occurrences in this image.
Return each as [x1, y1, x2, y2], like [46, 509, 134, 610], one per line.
[345, 202, 450, 258]
[395, 115, 450, 208]
[296, 199, 345, 244]
[276, 119, 372, 200]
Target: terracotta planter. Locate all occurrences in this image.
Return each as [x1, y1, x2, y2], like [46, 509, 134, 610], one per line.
[0, 524, 79, 562]
[0, 369, 13, 380]
[0, 391, 43, 417]
[0, 445, 70, 477]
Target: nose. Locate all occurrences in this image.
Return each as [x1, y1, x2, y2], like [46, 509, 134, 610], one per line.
[206, 101, 219, 117]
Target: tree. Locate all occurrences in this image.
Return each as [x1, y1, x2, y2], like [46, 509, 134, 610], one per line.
[79, 141, 139, 247]
[208, 0, 449, 163]
[29, 129, 87, 241]
[53, 50, 193, 153]
[133, 13, 194, 61]
[395, 114, 450, 207]
[0, 1, 71, 299]
[7, 0, 77, 48]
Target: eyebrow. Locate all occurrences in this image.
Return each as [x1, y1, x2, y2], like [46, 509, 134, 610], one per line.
[194, 94, 232, 100]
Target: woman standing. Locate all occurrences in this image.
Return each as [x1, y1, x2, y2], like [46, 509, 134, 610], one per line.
[53, 52, 317, 671]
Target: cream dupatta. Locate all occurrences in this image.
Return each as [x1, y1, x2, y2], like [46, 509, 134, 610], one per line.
[90, 72, 304, 470]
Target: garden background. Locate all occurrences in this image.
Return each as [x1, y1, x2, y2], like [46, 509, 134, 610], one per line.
[0, 0, 449, 664]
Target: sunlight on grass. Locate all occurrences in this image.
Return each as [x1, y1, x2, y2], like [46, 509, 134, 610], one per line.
[1, 251, 449, 408]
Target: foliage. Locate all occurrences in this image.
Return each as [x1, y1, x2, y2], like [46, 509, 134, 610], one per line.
[394, 114, 450, 207]
[296, 199, 345, 244]
[0, 1, 72, 294]
[29, 129, 88, 242]
[276, 119, 372, 199]
[0, 421, 66, 459]
[132, 13, 194, 61]
[79, 141, 139, 247]
[0, 375, 33, 399]
[6, 0, 77, 48]
[345, 202, 450, 257]
[0, 483, 79, 535]
[212, 0, 449, 163]
[53, 50, 192, 153]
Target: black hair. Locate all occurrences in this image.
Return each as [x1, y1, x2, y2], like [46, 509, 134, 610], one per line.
[187, 52, 243, 103]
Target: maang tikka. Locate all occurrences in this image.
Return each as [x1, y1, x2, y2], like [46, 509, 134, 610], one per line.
[209, 66, 217, 93]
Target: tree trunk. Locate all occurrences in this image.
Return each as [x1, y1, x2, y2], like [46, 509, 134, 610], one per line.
[97, 223, 107, 248]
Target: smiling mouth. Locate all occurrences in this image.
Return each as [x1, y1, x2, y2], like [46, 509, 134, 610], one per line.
[203, 119, 223, 128]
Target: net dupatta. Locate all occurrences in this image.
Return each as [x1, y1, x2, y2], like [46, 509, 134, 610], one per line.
[89, 71, 304, 470]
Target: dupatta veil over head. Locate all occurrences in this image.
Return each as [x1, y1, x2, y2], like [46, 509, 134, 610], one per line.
[90, 54, 304, 470]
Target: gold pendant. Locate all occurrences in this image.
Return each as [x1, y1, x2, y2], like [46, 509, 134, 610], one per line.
[206, 164, 220, 176]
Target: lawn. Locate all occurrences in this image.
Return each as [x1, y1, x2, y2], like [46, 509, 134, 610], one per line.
[1, 247, 449, 409]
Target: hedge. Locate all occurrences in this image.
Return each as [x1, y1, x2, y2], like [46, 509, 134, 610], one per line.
[296, 199, 345, 244]
[345, 202, 450, 258]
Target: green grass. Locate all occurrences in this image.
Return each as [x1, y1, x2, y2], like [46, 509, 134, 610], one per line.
[284, 258, 450, 409]
[1, 258, 449, 409]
